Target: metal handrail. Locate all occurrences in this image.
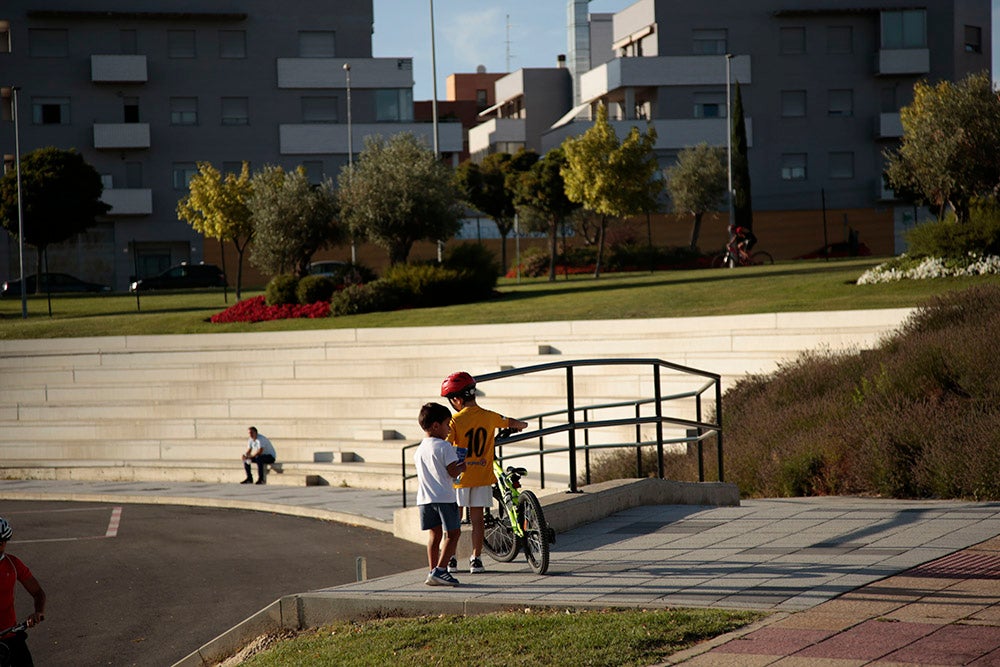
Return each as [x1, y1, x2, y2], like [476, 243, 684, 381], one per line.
[401, 357, 722, 507]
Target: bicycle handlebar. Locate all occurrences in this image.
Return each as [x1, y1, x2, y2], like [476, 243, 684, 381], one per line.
[0, 622, 27, 636]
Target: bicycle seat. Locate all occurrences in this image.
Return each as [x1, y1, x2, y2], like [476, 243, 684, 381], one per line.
[506, 466, 527, 476]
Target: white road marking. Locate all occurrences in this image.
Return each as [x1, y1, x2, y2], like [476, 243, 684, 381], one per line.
[7, 506, 123, 543]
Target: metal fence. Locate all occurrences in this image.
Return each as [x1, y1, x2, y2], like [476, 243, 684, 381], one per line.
[402, 358, 723, 507]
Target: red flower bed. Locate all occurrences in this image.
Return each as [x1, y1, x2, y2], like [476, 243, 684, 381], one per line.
[211, 295, 330, 323]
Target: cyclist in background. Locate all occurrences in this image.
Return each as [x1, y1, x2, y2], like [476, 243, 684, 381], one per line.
[727, 224, 758, 260]
[0, 517, 46, 667]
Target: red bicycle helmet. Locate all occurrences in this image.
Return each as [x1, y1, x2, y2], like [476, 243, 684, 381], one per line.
[441, 371, 476, 398]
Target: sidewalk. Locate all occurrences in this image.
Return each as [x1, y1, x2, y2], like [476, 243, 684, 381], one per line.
[3, 480, 1000, 666]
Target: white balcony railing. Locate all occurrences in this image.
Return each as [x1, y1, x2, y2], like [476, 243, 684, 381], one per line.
[468, 119, 526, 155]
[277, 57, 414, 89]
[93, 123, 151, 149]
[101, 189, 153, 215]
[91, 55, 148, 83]
[279, 121, 462, 155]
[876, 49, 929, 75]
[580, 54, 752, 103]
[541, 116, 753, 153]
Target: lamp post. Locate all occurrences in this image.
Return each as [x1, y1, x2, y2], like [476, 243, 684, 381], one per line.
[725, 54, 734, 231]
[343, 62, 356, 264]
[11, 86, 26, 318]
[429, 0, 443, 262]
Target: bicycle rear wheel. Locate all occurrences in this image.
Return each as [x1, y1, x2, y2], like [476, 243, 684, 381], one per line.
[518, 491, 550, 575]
[482, 506, 519, 562]
[750, 251, 773, 266]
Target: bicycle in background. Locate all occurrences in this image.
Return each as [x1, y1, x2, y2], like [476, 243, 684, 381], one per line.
[712, 244, 774, 268]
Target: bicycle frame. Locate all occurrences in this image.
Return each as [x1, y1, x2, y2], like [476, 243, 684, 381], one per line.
[493, 459, 527, 539]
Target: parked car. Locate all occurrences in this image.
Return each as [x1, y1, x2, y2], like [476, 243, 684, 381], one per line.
[129, 263, 227, 291]
[1, 272, 111, 297]
[306, 260, 372, 286]
[794, 242, 872, 260]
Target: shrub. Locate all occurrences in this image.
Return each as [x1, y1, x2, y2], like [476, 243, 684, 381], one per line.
[329, 279, 406, 316]
[382, 263, 464, 308]
[265, 274, 299, 306]
[296, 275, 336, 304]
[512, 246, 553, 278]
[444, 242, 499, 297]
[906, 203, 1000, 258]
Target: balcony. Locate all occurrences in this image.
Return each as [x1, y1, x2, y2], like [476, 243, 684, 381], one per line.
[93, 123, 150, 149]
[468, 119, 526, 155]
[279, 121, 462, 155]
[877, 112, 903, 139]
[101, 189, 152, 215]
[580, 54, 752, 103]
[875, 49, 929, 75]
[91, 55, 148, 83]
[277, 57, 413, 89]
[541, 116, 753, 153]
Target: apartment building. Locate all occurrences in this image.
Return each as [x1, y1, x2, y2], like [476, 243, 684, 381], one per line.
[482, 0, 991, 257]
[0, 0, 461, 290]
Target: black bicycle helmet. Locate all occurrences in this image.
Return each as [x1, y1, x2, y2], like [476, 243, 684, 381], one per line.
[0, 517, 10, 541]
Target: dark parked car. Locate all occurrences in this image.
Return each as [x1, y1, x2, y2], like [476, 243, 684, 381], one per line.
[129, 263, 227, 292]
[794, 241, 872, 260]
[1, 272, 111, 297]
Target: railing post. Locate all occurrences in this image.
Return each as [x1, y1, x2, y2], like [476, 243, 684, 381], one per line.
[654, 364, 664, 479]
[716, 376, 725, 482]
[635, 403, 643, 477]
[566, 366, 578, 492]
[537, 416, 545, 488]
[696, 394, 705, 482]
[401, 447, 408, 508]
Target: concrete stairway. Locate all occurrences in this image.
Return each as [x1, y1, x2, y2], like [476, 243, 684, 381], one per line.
[0, 309, 914, 489]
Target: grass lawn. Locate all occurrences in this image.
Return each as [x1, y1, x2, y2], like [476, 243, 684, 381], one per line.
[2, 258, 996, 340]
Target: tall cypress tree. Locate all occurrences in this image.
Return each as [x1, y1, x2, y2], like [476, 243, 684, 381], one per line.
[731, 82, 753, 230]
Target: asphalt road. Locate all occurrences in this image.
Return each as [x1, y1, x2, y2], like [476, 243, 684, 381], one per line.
[1, 500, 427, 666]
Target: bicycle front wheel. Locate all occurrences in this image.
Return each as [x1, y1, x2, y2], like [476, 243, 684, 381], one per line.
[518, 491, 550, 575]
[483, 506, 519, 562]
[750, 251, 773, 266]
[711, 252, 734, 269]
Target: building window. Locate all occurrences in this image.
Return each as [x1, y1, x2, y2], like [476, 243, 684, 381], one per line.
[881, 10, 926, 49]
[828, 89, 853, 117]
[779, 27, 805, 54]
[123, 97, 139, 123]
[826, 26, 852, 54]
[476, 89, 488, 110]
[303, 160, 324, 184]
[1, 89, 11, 122]
[219, 30, 246, 58]
[167, 30, 196, 58]
[170, 97, 198, 125]
[692, 29, 727, 55]
[829, 152, 854, 179]
[28, 28, 68, 57]
[880, 86, 897, 113]
[172, 163, 197, 190]
[221, 97, 249, 125]
[298, 31, 335, 57]
[964, 25, 982, 53]
[693, 92, 726, 118]
[780, 90, 806, 117]
[120, 29, 137, 55]
[101, 174, 114, 190]
[301, 96, 338, 123]
[32, 97, 70, 125]
[375, 89, 414, 122]
[125, 162, 143, 188]
[0, 21, 11, 54]
[781, 154, 807, 181]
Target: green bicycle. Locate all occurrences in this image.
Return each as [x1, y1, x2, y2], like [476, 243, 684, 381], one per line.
[481, 457, 556, 575]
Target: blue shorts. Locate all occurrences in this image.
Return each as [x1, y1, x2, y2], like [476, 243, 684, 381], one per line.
[420, 502, 462, 532]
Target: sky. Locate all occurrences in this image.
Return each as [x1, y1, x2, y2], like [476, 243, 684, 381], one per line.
[373, 0, 634, 101]
[375, 0, 1000, 102]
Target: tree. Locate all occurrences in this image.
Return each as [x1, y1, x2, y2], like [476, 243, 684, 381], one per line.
[177, 162, 253, 298]
[513, 147, 580, 281]
[666, 143, 728, 250]
[248, 166, 343, 277]
[731, 82, 753, 231]
[338, 133, 462, 265]
[885, 72, 1000, 222]
[562, 104, 660, 278]
[454, 150, 538, 272]
[0, 147, 110, 287]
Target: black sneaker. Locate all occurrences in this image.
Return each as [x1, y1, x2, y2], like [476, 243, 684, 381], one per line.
[240, 479, 253, 484]
[426, 569, 460, 586]
[469, 557, 485, 574]
[447, 557, 458, 573]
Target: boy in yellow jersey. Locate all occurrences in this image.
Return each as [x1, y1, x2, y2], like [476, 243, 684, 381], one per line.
[440, 371, 527, 574]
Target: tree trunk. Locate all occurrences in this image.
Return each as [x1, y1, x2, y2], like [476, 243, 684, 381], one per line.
[689, 212, 704, 251]
[548, 219, 558, 282]
[499, 232, 508, 275]
[594, 216, 608, 279]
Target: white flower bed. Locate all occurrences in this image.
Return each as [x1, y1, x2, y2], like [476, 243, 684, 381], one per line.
[857, 254, 1000, 284]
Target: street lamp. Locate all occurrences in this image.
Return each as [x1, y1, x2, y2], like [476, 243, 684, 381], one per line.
[11, 86, 26, 318]
[429, 0, 442, 261]
[725, 54, 734, 231]
[343, 62, 356, 263]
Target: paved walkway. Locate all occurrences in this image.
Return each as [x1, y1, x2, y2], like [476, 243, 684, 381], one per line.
[4, 480, 1000, 666]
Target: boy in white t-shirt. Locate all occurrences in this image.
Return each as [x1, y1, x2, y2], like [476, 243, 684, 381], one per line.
[414, 402, 467, 586]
